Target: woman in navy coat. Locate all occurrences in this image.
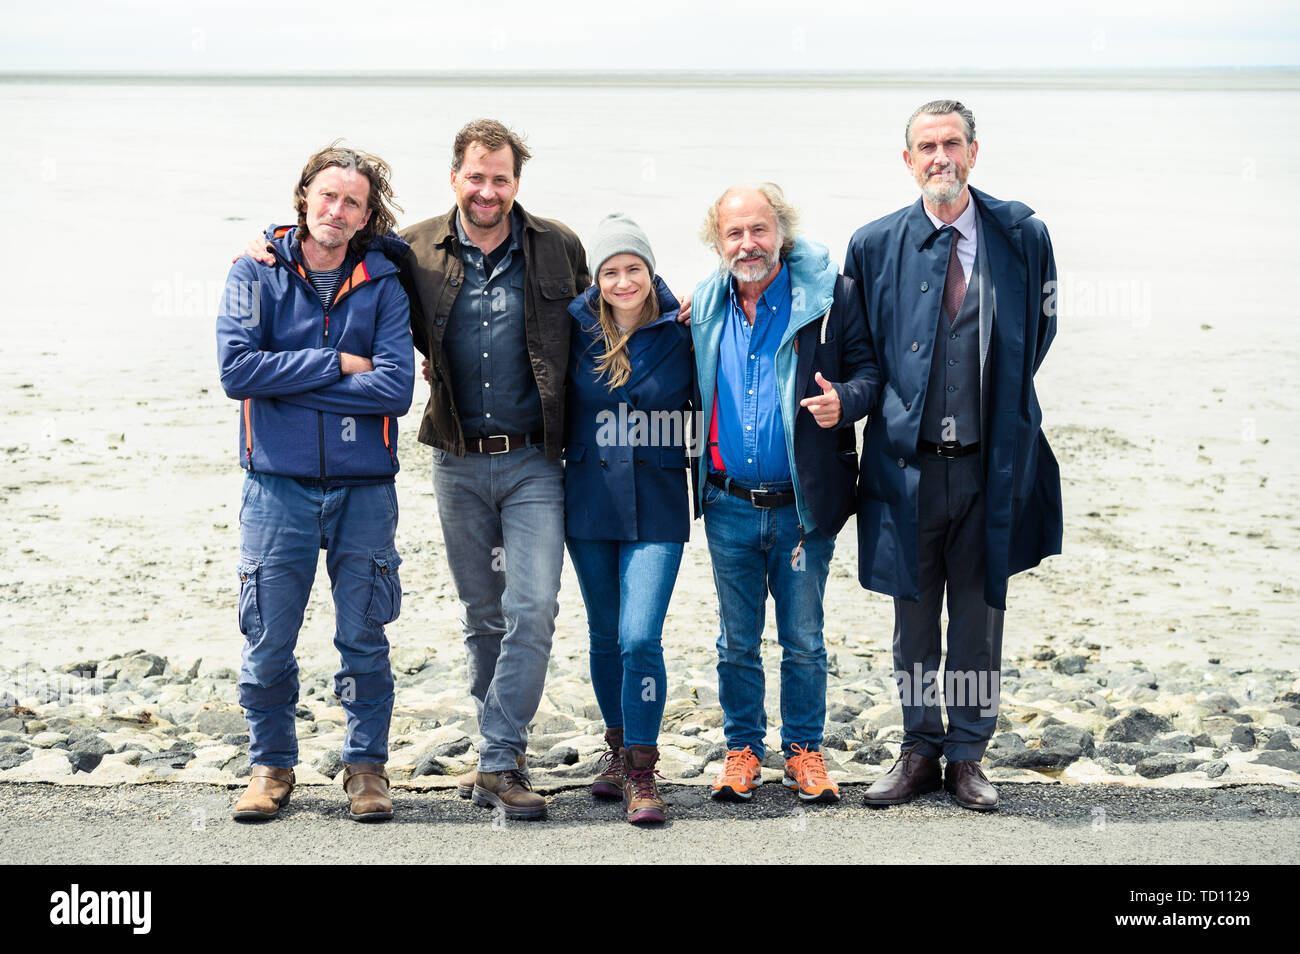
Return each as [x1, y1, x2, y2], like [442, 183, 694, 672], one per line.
[564, 214, 693, 824]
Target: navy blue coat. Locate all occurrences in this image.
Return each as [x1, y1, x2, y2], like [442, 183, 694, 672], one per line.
[844, 187, 1061, 610]
[563, 278, 694, 542]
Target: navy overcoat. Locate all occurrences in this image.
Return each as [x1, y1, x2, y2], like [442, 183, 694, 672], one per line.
[844, 187, 1062, 610]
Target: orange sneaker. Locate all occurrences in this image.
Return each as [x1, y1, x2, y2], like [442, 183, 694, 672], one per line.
[783, 744, 840, 803]
[711, 746, 763, 801]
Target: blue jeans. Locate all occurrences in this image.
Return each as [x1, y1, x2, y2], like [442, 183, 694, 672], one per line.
[236, 473, 400, 768]
[432, 446, 564, 772]
[565, 538, 684, 747]
[702, 480, 834, 760]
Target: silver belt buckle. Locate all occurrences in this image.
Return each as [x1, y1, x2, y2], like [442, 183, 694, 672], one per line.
[487, 433, 511, 455]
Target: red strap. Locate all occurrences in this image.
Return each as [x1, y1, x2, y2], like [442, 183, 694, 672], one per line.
[708, 385, 726, 471]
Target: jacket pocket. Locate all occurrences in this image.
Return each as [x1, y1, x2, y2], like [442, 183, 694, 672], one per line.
[365, 549, 403, 625]
[237, 557, 263, 637]
[539, 278, 576, 300]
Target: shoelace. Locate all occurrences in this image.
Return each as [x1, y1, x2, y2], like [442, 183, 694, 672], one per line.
[788, 744, 831, 786]
[500, 769, 533, 791]
[625, 766, 665, 799]
[595, 746, 624, 776]
[722, 746, 757, 779]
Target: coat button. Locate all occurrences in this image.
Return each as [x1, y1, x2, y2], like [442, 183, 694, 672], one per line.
[637, 459, 646, 467]
[450, 278, 460, 286]
[920, 281, 929, 292]
[904, 401, 911, 411]
[910, 341, 919, 352]
[600, 459, 608, 468]
[435, 318, 444, 326]
[897, 457, 906, 468]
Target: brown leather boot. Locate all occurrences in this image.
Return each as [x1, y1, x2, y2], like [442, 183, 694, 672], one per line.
[457, 754, 527, 799]
[944, 759, 999, 811]
[622, 744, 666, 825]
[862, 748, 941, 806]
[232, 765, 295, 822]
[472, 767, 547, 820]
[592, 726, 625, 800]
[342, 762, 393, 822]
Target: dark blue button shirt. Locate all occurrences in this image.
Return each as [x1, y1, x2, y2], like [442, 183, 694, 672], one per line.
[442, 210, 543, 438]
[711, 263, 791, 484]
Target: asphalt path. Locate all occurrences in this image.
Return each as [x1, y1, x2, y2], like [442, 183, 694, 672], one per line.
[2, 781, 1297, 864]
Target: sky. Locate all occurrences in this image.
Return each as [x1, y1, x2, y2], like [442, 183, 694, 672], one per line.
[2, 0, 1298, 73]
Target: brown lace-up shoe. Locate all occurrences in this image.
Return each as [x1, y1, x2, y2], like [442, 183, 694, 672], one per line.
[472, 767, 547, 820]
[232, 765, 295, 822]
[592, 726, 625, 800]
[342, 762, 393, 822]
[862, 748, 941, 806]
[457, 754, 527, 799]
[622, 744, 666, 825]
[944, 759, 999, 811]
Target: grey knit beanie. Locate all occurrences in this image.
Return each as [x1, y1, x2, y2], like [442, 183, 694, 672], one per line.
[589, 213, 655, 277]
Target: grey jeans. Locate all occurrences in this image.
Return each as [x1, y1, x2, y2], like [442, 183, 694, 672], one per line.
[432, 446, 564, 771]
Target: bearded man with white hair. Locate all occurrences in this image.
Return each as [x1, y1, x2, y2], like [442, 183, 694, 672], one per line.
[689, 182, 878, 805]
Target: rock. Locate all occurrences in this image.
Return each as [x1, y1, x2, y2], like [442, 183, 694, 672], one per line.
[827, 703, 858, 724]
[536, 745, 578, 768]
[1264, 732, 1297, 752]
[1041, 725, 1096, 757]
[431, 736, 472, 758]
[850, 742, 894, 765]
[537, 714, 577, 736]
[0, 717, 24, 733]
[1230, 725, 1256, 749]
[1254, 751, 1300, 772]
[1190, 732, 1213, 747]
[985, 733, 1027, 761]
[695, 742, 727, 767]
[196, 710, 247, 736]
[0, 748, 33, 770]
[1097, 741, 1162, 765]
[1031, 649, 1055, 662]
[117, 653, 168, 683]
[1151, 732, 1196, 753]
[294, 705, 314, 721]
[221, 732, 250, 745]
[991, 744, 1082, 771]
[822, 722, 853, 750]
[1052, 654, 1088, 675]
[69, 735, 113, 773]
[1136, 753, 1202, 778]
[139, 749, 195, 769]
[1200, 692, 1239, 712]
[409, 751, 447, 778]
[1200, 760, 1229, 778]
[1103, 707, 1174, 744]
[314, 750, 344, 779]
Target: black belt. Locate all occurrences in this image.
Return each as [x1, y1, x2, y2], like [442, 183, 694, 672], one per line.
[465, 431, 544, 455]
[707, 472, 795, 509]
[918, 440, 980, 459]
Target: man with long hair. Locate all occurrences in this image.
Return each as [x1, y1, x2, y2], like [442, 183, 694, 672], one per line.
[218, 143, 413, 823]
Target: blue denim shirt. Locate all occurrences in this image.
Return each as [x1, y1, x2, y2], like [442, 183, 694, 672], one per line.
[442, 210, 544, 438]
[711, 263, 792, 484]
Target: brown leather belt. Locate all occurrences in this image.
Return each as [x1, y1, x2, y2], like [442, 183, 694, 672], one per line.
[918, 440, 980, 459]
[707, 472, 795, 509]
[465, 431, 544, 455]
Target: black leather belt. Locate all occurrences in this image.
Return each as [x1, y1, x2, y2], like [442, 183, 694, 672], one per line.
[707, 472, 795, 509]
[918, 440, 980, 459]
[465, 431, 544, 455]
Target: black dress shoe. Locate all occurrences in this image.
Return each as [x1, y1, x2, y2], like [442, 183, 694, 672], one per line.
[862, 749, 942, 806]
[944, 760, 998, 811]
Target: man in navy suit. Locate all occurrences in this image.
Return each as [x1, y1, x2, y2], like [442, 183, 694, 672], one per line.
[845, 101, 1061, 811]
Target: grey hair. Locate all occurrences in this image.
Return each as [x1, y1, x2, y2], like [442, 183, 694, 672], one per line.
[699, 182, 799, 258]
[905, 100, 976, 150]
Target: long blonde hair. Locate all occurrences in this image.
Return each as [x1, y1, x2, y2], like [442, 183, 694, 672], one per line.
[591, 288, 660, 390]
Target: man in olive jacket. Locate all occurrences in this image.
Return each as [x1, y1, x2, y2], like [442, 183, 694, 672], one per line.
[399, 119, 590, 821]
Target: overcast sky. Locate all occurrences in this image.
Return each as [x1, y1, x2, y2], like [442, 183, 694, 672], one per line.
[3, 0, 1298, 72]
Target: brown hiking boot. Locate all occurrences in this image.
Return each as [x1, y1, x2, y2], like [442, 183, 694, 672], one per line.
[622, 744, 666, 825]
[457, 753, 527, 799]
[342, 762, 392, 822]
[232, 765, 295, 822]
[592, 726, 625, 800]
[472, 767, 547, 820]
